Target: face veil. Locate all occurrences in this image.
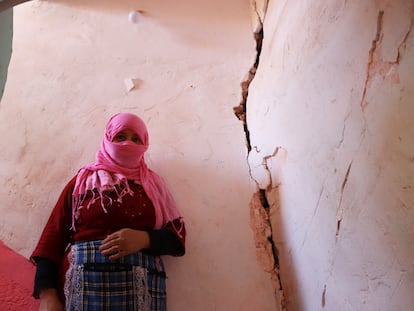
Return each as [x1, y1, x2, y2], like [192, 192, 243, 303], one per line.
[71, 113, 183, 234]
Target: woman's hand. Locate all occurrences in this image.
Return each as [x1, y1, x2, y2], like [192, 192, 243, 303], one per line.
[38, 288, 64, 311]
[99, 228, 150, 260]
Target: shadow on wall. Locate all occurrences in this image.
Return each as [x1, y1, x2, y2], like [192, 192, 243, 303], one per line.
[260, 186, 303, 311]
[152, 157, 279, 311]
[45, 0, 245, 21]
[0, 9, 13, 101]
[40, 0, 249, 50]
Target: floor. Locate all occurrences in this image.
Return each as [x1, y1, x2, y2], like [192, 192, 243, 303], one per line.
[0, 241, 39, 310]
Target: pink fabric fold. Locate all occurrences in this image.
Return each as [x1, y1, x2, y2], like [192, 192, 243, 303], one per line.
[72, 113, 182, 232]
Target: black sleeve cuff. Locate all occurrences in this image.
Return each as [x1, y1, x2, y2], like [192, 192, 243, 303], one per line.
[146, 230, 184, 256]
[32, 257, 59, 299]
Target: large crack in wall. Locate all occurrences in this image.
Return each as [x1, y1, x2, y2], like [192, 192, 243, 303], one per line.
[233, 2, 287, 310]
[232, 2, 414, 310]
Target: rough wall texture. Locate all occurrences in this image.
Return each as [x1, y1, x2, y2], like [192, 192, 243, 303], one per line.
[247, 0, 414, 309]
[2, 0, 413, 310]
[0, 1, 277, 310]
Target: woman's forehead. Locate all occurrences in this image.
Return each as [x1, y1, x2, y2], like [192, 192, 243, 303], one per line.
[110, 114, 138, 127]
[116, 128, 138, 135]
[106, 113, 148, 142]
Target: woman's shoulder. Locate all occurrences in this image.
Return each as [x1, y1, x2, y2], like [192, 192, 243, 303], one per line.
[59, 174, 78, 194]
[68, 174, 79, 186]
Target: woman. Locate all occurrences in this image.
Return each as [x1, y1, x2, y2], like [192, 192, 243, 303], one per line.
[31, 112, 186, 311]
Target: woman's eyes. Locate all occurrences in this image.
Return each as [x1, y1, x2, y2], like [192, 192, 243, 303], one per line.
[113, 133, 142, 144]
[114, 134, 126, 141]
[131, 136, 141, 144]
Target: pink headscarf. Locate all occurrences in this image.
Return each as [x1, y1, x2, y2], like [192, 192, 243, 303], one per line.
[72, 113, 182, 232]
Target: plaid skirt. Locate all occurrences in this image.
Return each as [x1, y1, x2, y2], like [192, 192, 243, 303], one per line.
[64, 240, 167, 311]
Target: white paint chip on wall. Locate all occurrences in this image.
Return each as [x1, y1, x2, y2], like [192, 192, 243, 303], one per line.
[124, 78, 136, 92]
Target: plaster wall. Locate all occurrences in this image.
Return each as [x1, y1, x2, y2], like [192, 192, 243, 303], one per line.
[0, 1, 277, 310]
[247, 0, 414, 309]
[2, 0, 414, 310]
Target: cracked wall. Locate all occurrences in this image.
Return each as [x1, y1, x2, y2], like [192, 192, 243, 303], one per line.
[246, 0, 414, 309]
[2, 0, 414, 310]
[0, 1, 278, 310]
[234, 1, 286, 309]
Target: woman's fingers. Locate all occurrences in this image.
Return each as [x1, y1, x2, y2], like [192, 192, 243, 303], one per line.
[99, 228, 150, 259]
[100, 241, 124, 261]
[108, 249, 124, 261]
[99, 234, 121, 255]
[101, 231, 119, 245]
[100, 243, 119, 255]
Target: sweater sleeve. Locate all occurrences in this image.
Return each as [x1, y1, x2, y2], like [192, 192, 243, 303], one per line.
[31, 177, 76, 299]
[146, 218, 186, 256]
[32, 257, 59, 299]
[30, 176, 76, 264]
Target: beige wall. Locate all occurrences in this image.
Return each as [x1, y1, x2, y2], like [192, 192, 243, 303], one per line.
[2, 0, 414, 310]
[0, 1, 277, 310]
[248, 0, 414, 309]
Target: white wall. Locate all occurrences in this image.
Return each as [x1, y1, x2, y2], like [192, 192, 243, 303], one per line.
[0, 1, 277, 310]
[3, 0, 413, 310]
[248, 0, 414, 309]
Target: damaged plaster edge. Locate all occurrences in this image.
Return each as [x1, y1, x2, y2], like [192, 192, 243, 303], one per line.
[360, 6, 414, 111]
[250, 190, 287, 310]
[249, 0, 269, 33]
[233, 0, 265, 152]
[233, 2, 287, 309]
[360, 10, 384, 111]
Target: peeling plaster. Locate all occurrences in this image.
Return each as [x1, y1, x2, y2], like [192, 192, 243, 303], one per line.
[361, 6, 414, 111]
[248, 146, 288, 190]
[250, 191, 286, 310]
[235, 0, 414, 309]
[233, 1, 264, 152]
[234, 1, 286, 309]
